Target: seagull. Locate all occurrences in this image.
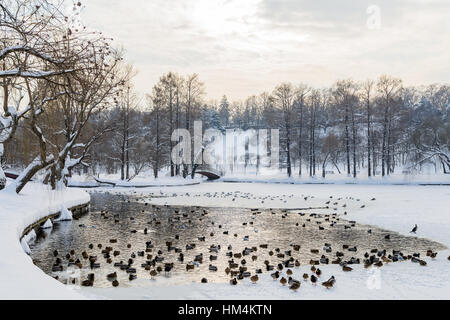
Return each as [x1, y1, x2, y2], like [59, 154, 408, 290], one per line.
[410, 224, 418, 233]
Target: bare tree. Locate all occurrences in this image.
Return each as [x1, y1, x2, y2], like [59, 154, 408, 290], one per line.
[0, 0, 82, 192]
[376, 75, 403, 176]
[294, 84, 310, 177]
[321, 133, 339, 178]
[361, 80, 375, 177]
[273, 83, 296, 177]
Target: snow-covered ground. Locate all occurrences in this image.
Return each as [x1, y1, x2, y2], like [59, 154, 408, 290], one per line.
[1, 180, 449, 300]
[221, 171, 450, 186]
[82, 182, 450, 300]
[0, 182, 90, 299]
[68, 174, 204, 188]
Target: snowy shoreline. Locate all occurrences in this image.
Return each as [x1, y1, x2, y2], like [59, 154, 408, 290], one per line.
[0, 183, 90, 300]
[83, 182, 450, 300]
[1, 181, 449, 300]
[220, 173, 450, 186]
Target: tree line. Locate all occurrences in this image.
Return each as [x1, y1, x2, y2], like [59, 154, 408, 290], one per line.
[82, 74, 448, 180]
[1, 1, 449, 194]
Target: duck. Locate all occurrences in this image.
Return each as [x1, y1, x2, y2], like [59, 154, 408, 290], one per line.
[129, 274, 137, 281]
[342, 265, 353, 272]
[321, 276, 336, 289]
[289, 282, 300, 292]
[250, 275, 259, 284]
[107, 272, 117, 280]
[149, 269, 158, 279]
[315, 268, 322, 277]
[209, 265, 218, 272]
[164, 263, 173, 276]
[280, 277, 287, 286]
[230, 278, 238, 285]
[271, 271, 280, 280]
[310, 274, 318, 284]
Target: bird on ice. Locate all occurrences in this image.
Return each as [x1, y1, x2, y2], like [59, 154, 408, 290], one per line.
[410, 224, 418, 233]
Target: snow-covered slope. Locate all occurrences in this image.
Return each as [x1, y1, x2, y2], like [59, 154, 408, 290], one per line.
[2, 181, 449, 300]
[84, 182, 450, 300]
[0, 183, 90, 299]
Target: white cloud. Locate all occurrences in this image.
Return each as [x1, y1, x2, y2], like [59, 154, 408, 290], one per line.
[80, 0, 450, 101]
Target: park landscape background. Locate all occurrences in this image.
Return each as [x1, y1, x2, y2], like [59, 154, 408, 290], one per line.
[0, 0, 449, 301]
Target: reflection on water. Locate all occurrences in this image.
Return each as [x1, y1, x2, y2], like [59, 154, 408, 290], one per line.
[30, 192, 446, 288]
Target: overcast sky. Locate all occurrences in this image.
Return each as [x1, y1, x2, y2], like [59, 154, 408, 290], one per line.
[81, 0, 450, 101]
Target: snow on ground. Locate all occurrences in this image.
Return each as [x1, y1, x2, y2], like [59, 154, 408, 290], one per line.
[1, 179, 449, 300]
[81, 260, 450, 300]
[68, 174, 204, 188]
[81, 182, 450, 300]
[221, 171, 450, 185]
[0, 182, 90, 299]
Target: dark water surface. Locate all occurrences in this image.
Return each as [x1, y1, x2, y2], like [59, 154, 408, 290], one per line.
[30, 192, 446, 288]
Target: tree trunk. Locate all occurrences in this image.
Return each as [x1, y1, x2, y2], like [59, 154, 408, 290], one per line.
[0, 148, 5, 190]
[382, 104, 389, 177]
[14, 157, 51, 194]
[312, 107, 316, 176]
[367, 113, 371, 177]
[169, 87, 174, 177]
[0, 166, 5, 191]
[351, 107, 357, 178]
[298, 102, 304, 176]
[125, 101, 130, 180]
[286, 121, 292, 177]
[371, 140, 375, 176]
[345, 104, 351, 176]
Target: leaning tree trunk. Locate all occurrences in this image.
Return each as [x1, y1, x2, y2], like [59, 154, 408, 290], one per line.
[14, 156, 53, 194]
[0, 145, 5, 190]
[0, 166, 5, 190]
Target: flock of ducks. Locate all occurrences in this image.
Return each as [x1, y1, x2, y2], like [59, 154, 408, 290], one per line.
[47, 190, 446, 292]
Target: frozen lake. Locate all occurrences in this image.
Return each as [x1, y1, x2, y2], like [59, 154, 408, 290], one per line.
[30, 191, 446, 289]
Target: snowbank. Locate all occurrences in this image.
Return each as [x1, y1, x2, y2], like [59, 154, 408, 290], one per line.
[2, 181, 449, 300]
[0, 182, 90, 299]
[82, 182, 450, 300]
[221, 172, 450, 186]
[68, 175, 204, 188]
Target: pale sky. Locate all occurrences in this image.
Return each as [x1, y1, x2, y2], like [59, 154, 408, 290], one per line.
[81, 0, 450, 101]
